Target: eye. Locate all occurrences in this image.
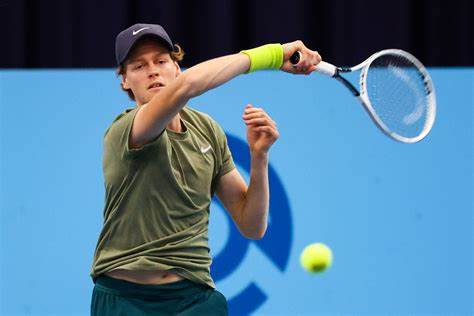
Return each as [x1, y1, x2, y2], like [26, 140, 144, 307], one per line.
[158, 60, 167, 64]
[134, 64, 143, 70]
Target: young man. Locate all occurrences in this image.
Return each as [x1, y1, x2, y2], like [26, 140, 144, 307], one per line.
[90, 23, 321, 315]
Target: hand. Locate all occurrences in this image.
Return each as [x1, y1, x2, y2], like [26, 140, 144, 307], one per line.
[281, 40, 322, 75]
[242, 104, 279, 155]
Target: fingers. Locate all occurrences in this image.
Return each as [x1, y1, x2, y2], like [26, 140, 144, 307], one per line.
[300, 64, 318, 75]
[307, 49, 322, 66]
[250, 125, 280, 139]
[244, 117, 275, 126]
[293, 41, 321, 66]
[243, 111, 276, 124]
[292, 50, 321, 75]
[281, 40, 322, 75]
[243, 104, 280, 150]
[242, 105, 276, 127]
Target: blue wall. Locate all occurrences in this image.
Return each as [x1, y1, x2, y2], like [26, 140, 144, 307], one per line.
[0, 68, 472, 315]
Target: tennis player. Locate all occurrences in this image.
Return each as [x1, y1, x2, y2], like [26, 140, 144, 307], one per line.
[90, 23, 321, 315]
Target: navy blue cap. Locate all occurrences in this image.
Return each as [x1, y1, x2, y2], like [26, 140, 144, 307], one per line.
[115, 23, 174, 65]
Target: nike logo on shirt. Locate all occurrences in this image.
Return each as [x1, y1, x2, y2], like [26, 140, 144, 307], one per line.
[132, 27, 150, 35]
[200, 145, 212, 153]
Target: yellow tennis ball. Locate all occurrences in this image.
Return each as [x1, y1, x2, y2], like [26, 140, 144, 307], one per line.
[300, 243, 333, 273]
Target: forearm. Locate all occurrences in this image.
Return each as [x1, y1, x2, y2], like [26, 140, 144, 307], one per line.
[181, 42, 286, 99]
[181, 53, 250, 98]
[240, 152, 270, 239]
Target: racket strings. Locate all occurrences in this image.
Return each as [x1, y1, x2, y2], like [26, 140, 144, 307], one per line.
[365, 54, 433, 140]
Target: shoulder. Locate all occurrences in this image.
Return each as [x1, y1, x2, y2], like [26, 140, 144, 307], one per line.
[104, 107, 137, 137]
[113, 107, 137, 123]
[110, 107, 138, 126]
[181, 106, 223, 134]
[181, 106, 214, 123]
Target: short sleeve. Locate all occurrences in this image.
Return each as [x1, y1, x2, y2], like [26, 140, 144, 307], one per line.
[213, 122, 235, 180]
[104, 107, 166, 160]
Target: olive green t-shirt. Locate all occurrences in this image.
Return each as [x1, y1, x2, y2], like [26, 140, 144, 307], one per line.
[90, 106, 235, 288]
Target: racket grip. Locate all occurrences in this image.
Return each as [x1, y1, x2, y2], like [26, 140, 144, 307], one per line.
[315, 61, 337, 77]
[289, 51, 337, 77]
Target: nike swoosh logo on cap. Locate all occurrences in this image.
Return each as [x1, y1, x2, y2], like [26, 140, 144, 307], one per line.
[132, 27, 150, 35]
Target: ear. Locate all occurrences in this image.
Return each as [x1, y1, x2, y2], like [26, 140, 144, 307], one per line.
[174, 61, 181, 78]
[121, 73, 130, 90]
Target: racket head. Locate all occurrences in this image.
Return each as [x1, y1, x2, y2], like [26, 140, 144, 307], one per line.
[358, 49, 436, 143]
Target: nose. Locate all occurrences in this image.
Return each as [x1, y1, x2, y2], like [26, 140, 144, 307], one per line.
[147, 63, 160, 78]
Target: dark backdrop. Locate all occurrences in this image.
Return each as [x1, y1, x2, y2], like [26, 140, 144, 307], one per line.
[1, 0, 473, 68]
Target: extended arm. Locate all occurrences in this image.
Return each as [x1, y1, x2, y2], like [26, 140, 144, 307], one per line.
[130, 41, 321, 148]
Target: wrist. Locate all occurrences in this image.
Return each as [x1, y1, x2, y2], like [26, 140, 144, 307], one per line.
[240, 44, 283, 73]
[250, 150, 269, 160]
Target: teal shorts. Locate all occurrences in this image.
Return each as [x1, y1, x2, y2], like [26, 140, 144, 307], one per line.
[91, 275, 228, 316]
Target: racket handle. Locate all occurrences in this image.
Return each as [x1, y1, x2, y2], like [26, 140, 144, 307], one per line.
[315, 61, 337, 77]
[289, 51, 337, 77]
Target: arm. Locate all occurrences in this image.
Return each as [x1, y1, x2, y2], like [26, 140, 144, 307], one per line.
[131, 41, 321, 148]
[216, 104, 279, 240]
[131, 53, 249, 148]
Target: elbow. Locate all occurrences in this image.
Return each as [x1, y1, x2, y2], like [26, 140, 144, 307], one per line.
[242, 225, 267, 240]
[246, 232, 265, 241]
[178, 72, 204, 99]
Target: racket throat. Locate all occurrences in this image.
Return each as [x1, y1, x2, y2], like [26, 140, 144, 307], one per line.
[334, 72, 360, 97]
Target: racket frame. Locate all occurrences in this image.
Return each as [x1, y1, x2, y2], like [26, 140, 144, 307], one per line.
[308, 50, 437, 143]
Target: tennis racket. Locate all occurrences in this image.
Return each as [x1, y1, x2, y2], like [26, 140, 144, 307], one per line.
[290, 49, 436, 143]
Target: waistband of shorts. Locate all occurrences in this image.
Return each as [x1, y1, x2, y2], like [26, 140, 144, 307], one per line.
[94, 274, 209, 300]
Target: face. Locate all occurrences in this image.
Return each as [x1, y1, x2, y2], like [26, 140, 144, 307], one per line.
[122, 39, 180, 105]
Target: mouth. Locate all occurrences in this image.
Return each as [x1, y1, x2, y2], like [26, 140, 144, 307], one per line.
[148, 82, 165, 90]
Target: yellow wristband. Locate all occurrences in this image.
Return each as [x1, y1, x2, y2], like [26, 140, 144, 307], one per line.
[240, 44, 284, 73]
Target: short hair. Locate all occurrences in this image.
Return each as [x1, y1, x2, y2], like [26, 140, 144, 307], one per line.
[116, 43, 185, 101]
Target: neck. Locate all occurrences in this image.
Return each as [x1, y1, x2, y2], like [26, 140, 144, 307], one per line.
[166, 114, 183, 132]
